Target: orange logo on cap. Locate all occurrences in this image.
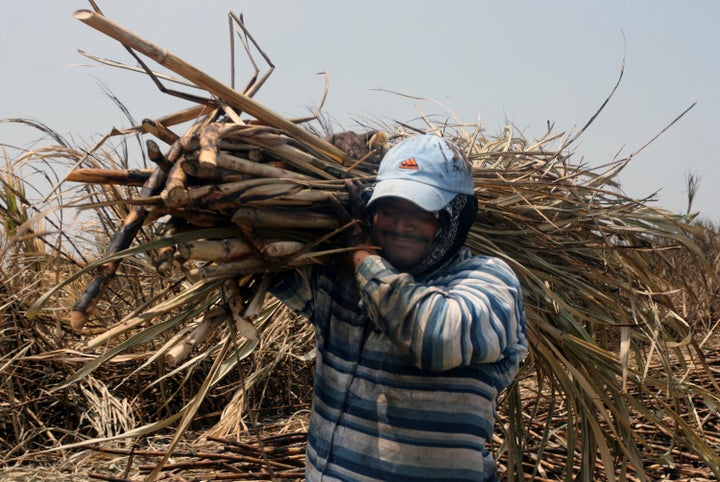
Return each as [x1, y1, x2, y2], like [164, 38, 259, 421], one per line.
[399, 157, 418, 170]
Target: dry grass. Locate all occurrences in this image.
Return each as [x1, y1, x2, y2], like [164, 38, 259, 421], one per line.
[4, 117, 719, 481]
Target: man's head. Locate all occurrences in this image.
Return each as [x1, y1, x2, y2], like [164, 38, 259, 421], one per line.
[366, 134, 477, 274]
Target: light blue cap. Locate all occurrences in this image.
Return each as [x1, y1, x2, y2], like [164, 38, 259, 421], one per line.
[368, 134, 474, 212]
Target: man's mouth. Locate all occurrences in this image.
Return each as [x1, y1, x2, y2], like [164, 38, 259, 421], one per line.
[382, 232, 428, 244]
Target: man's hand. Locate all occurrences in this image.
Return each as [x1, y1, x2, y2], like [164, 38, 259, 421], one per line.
[331, 179, 372, 248]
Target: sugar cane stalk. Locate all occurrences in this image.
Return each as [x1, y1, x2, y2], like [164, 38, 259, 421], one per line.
[177, 238, 306, 263]
[177, 237, 255, 262]
[142, 118, 179, 145]
[180, 157, 246, 181]
[232, 206, 338, 229]
[70, 165, 168, 330]
[185, 250, 326, 281]
[153, 217, 185, 276]
[152, 104, 210, 130]
[250, 142, 344, 180]
[165, 306, 225, 367]
[66, 168, 152, 186]
[222, 278, 258, 341]
[179, 179, 303, 209]
[161, 158, 189, 207]
[146, 139, 174, 172]
[217, 152, 311, 180]
[243, 189, 335, 206]
[198, 123, 221, 169]
[73, 9, 352, 166]
[159, 208, 230, 227]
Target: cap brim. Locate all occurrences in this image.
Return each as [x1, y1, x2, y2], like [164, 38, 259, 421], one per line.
[367, 179, 457, 212]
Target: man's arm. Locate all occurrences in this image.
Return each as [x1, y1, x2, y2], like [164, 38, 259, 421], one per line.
[355, 253, 528, 373]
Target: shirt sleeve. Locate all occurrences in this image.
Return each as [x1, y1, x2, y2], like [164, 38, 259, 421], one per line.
[269, 266, 316, 319]
[355, 253, 528, 372]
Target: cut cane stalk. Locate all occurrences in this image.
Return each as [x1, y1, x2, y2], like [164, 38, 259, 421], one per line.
[179, 123, 202, 152]
[186, 250, 327, 281]
[180, 157, 246, 181]
[198, 123, 221, 169]
[66, 168, 152, 186]
[180, 135, 199, 153]
[240, 189, 334, 206]
[146, 139, 174, 172]
[177, 238, 306, 263]
[187, 259, 269, 281]
[229, 132, 291, 148]
[232, 206, 338, 229]
[154, 104, 211, 129]
[231, 311, 257, 341]
[222, 278, 258, 342]
[164, 139, 184, 165]
[161, 158, 189, 207]
[177, 237, 254, 262]
[153, 217, 185, 276]
[252, 142, 343, 180]
[216, 140, 264, 159]
[70, 165, 168, 331]
[186, 261, 262, 282]
[219, 127, 290, 151]
[142, 118, 179, 145]
[235, 182, 303, 203]
[231, 281, 270, 342]
[179, 178, 304, 209]
[165, 306, 225, 367]
[162, 209, 231, 228]
[260, 240, 306, 258]
[246, 148, 263, 162]
[219, 124, 284, 140]
[216, 152, 310, 180]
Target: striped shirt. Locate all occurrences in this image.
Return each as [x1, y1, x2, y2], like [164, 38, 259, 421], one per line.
[271, 247, 528, 481]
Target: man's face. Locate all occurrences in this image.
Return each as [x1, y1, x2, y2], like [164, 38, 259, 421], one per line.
[371, 197, 440, 272]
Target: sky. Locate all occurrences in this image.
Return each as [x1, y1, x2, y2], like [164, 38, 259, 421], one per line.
[2, 0, 718, 222]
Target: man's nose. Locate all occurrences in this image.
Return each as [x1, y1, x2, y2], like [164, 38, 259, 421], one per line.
[394, 215, 415, 233]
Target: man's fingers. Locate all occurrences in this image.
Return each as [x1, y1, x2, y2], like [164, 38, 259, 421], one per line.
[329, 194, 352, 224]
[346, 179, 360, 202]
[345, 179, 365, 218]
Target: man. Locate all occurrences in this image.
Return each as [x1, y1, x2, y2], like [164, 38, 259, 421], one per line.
[271, 134, 528, 481]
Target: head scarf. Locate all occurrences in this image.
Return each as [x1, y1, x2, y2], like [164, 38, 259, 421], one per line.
[364, 188, 478, 276]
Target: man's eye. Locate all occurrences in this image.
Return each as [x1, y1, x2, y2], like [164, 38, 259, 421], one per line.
[379, 206, 399, 216]
[417, 214, 438, 224]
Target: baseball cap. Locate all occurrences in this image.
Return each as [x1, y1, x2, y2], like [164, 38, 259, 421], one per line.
[368, 134, 475, 212]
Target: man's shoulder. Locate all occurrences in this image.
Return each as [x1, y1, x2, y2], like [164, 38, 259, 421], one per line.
[444, 248, 518, 280]
[454, 247, 506, 266]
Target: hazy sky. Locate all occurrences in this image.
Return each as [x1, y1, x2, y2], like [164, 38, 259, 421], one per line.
[2, 1, 718, 221]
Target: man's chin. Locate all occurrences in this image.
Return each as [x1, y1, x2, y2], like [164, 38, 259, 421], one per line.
[381, 251, 421, 272]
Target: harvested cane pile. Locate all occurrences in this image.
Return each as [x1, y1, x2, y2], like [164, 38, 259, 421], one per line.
[18, 6, 720, 482]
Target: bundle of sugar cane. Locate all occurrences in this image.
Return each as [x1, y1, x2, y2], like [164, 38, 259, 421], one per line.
[64, 120, 382, 336]
[58, 10, 382, 336]
[26, 7, 720, 478]
[54, 7, 709, 385]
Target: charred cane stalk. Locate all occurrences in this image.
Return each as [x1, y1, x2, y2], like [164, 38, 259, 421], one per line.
[66, 168, 153, 186]
[70, 165, 168, 330]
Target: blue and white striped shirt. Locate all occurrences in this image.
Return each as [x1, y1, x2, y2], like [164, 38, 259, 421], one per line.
[271, 247, 528, 481]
